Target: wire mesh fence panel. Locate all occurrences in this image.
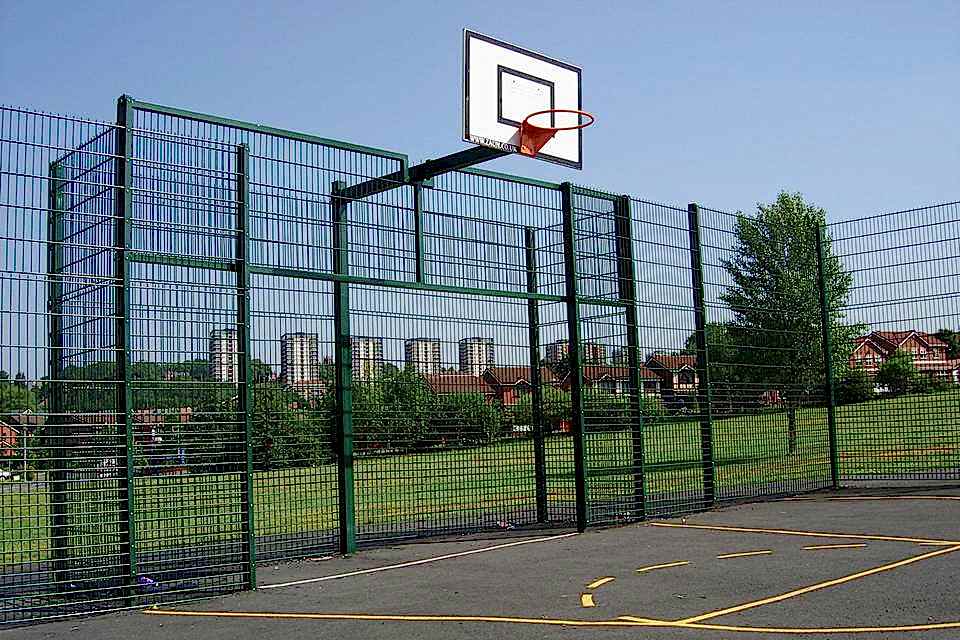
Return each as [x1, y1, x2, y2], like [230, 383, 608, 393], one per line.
[830, 202, 960, 482]
[127, 120, 249, 602]
[696, 204, 832, 503]
[3, 96, 957, 625]
[569, 188, 643, 525]
[628, 199, 707, 516]
[248, 274, 337, 561]
[0, 107, 126, 622]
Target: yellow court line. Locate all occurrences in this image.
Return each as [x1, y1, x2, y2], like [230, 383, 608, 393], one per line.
[580, 593, 596, 608]
[784, 495, 960, 502]
[717, 550, 772, 559]
[144, 609, 960, 634]
[650, 521, 960, 545]
[636, 560, 690, 573]
[619, 615, 960, 635]
[144, 609, 648, 627]
[676, 544, 960, 624]
[803, 544, 867, 550]
[586, 576, 615, 589]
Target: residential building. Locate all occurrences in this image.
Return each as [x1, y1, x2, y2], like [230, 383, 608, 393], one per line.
[281, 332, 320, 385]
[483, 366, 559, 406]
[352, 336, 384, 381]
[458, 337, 495, 376]
[545, 339, 608, 365]
[580, 365, 661, 396]
[209, 328, 238, 383]
[644, 354, 698, 392]
[851, 330, 960, 383]
[423, 373, 495, 398]
[405, 338, 442, 375]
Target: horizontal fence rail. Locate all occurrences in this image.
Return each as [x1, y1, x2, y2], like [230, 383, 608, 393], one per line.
[0, 99, 956, 624]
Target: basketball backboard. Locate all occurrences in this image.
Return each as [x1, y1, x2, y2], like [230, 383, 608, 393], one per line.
[463, 30, 584, 169]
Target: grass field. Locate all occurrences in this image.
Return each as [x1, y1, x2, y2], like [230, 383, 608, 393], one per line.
[2, 389, 957, 565]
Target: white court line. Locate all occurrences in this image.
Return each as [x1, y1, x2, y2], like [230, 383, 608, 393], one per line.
[260, 532, 580, 590]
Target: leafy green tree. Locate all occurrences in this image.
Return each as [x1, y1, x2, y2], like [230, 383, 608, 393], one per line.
[683, 322, 741, 415]
[836, 367, 874, 405]
[348, 368, 437, 453]
[876, 350, 920, 396]
[0, 373, 37, 413]
[934, 329, 960, 359]
[510, 387, 571, 432]
[433, 393, 503, 446]
[720, 191, 861, 453]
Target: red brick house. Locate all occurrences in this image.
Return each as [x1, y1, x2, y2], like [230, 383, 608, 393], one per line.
[482, 367, 558, 406]
[644, 354, 699, 392]
[579, 365, 661, 396]
[850, 330, 958, 382]
[0, 423, 18, 458]
[423, 373, 496, 399]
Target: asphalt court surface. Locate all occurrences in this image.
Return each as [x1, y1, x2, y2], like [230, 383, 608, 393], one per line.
[9, 487, 960, 639]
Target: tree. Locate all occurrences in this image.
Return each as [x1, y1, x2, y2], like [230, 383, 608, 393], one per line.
[433, 393, 503, 446]
[875, 350, 920, 396]
[720, 191, 861, 453]
[934, 329, 960, 359]
[836, 367, 874, 405]
[683, 322, 740, 415]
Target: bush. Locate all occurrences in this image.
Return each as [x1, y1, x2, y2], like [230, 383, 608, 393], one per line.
[875, 350, 919, 396]
[837, 367, 874, 405]
[433, 393, 503, 447]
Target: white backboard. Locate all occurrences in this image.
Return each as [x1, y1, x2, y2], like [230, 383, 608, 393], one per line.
[463, 30, 583, 169]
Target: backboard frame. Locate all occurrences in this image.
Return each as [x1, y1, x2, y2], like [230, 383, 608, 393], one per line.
[463, 30, 583, 169]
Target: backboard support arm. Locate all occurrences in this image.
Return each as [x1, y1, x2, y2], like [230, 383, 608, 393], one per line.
[339, 145, 510, 201]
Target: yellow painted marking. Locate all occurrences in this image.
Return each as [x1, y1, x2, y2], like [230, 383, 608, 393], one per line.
[716, 550, 772, 559]
[144, 609, 960, 634]
[803, 543, 866, 550]
[919, 541, 957, 546]
[586, 576, 614, 589]
[621, 615, 960, 634]
[144, 608, 648, 627]
[651, 521, 960, 545]
[784, 495, 960, 502]
[579, 593, 595, 608]
[635, 560, 689, 573]
[677, 544, 960, 624]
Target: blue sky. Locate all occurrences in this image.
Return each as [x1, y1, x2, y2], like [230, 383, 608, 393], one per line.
[2, 1, 957, 218]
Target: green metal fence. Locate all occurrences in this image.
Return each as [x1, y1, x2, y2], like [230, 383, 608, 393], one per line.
[0, 98, 957, 624]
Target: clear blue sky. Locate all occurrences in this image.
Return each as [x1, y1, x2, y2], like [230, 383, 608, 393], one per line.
[2, 1, 957, 217]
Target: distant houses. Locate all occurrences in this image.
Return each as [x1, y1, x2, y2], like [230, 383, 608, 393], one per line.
[850, 330, 960, 383]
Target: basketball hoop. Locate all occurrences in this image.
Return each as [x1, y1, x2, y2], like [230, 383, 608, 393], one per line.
[519, 109, 594, 158]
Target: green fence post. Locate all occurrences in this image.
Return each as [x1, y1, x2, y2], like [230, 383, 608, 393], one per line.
[235, 144, 257, 587]
[614, 195, 646, 520]
[413, 183, 425, 283]
[331, 180, 357, 554]
[524, 227, 548, 523]
[47, 161, 69, 589]
[114, 95, 137, 600]
[687, 203, 715, 508]
[560, 183, 588, 532]
[815, 224, 840, 489]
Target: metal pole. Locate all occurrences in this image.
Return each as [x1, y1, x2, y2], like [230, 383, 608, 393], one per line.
[331, 180, 357, 554]
[560, 183, 588, 532]
[235, 144, 257, 587]
[115, 95, 137, 600]
[524, 227, 548, 523]
[687, 203, 715, 508]
[815, 224, 840, 489]
[614, 195, 646, 520]
[47, 160, 69, 589]
[413, 183, 425, 283]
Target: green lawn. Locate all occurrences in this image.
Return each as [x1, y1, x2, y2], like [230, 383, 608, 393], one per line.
[2, 388, 957, 565]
